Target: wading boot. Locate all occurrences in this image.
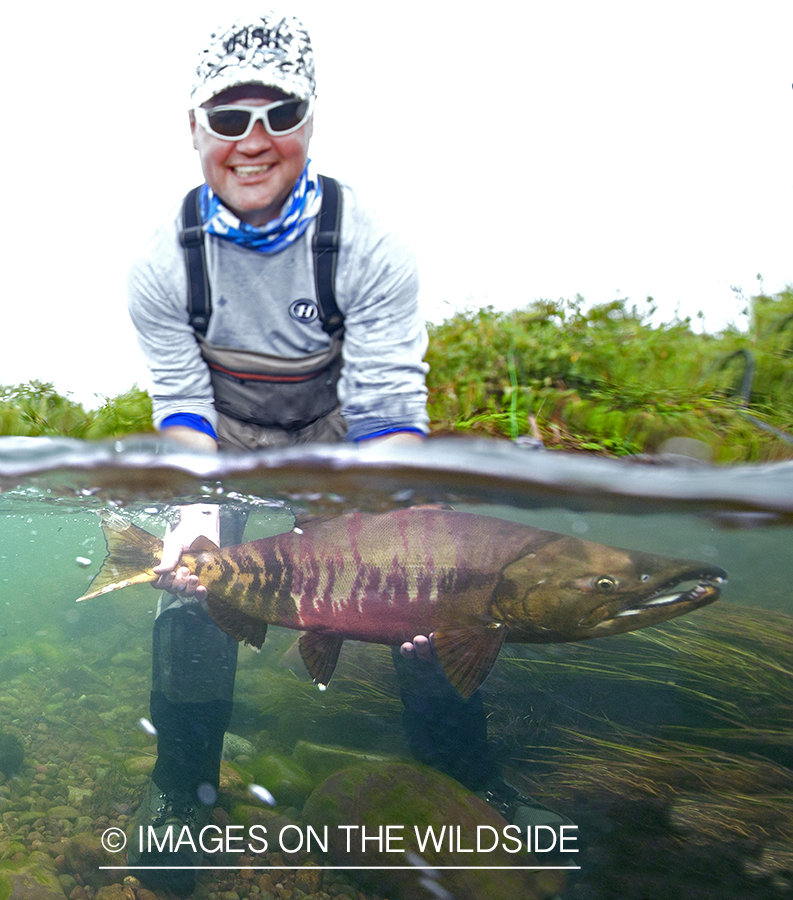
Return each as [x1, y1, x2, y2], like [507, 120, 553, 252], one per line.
[127, 778, 214, 895]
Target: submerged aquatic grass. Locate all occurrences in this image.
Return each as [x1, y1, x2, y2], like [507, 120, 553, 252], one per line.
[496, 606, 793, 752]
[520, 728, 793, 844]
[482, 603, 793, 855]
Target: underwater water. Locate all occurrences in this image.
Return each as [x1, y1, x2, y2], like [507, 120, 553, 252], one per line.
[0, 436, 791, 900]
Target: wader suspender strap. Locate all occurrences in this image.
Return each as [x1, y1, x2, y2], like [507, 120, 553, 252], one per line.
[313, 175, 344, 336]
[179, 186, 210, 336]
[179, 178, 344, 339]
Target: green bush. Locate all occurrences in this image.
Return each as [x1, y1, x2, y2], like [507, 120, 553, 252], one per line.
[426, 288, 793, 462]
[0, 382, 153, 440]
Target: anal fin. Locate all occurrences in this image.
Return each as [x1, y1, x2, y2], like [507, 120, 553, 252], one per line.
[433, 622, 507, 699]
[299, 632, 344, 690]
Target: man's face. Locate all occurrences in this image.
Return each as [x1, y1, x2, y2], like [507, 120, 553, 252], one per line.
[190, 85, 313, 227]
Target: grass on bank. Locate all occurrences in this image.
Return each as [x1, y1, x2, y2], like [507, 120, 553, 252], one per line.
[0, 383, 154, 441]
[425, 286, 793, 462]
[2, 287, 792, 461]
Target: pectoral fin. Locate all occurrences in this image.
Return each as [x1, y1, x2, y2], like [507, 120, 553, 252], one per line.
[433, 622, 508, 699]
[299, 632, 345, 690]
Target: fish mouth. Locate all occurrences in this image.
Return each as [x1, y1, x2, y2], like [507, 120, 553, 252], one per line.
[613, 567, 727, 620]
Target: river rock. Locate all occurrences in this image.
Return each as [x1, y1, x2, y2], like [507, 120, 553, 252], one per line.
[0, 643, 66, 681]
[122, 756, 155, 778]
[293, 864, 323, 894]
[46, 806, 80, 822]
[248, 752, 315, 808]
[229, 803, 298, 835]
[0, 860, 66, 900]
[291, 740, 400, 783]
[2, 842, 28, 860]
[109, 650, 149, 671]
[219, 760, 253, 804]
[66, 787, 92, 809]
[62, 835, 124, 888]
[303, 762, 567, 900]
[222, 732, 256, 760]
[57, 875, 77, 896]
[94, 885, 127, 900]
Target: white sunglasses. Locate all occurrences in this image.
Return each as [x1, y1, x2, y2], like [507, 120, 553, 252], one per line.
[194, 97, 314, 141]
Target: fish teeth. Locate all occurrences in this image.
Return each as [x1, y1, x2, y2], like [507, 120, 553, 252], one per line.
[643, 593, 684, 607]
[616, 591, 684, 617]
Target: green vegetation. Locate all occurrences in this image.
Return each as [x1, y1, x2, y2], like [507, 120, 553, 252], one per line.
[0, 382, 154, 440]
[2, 287, 792, 460]
[425, 286, 793, 462]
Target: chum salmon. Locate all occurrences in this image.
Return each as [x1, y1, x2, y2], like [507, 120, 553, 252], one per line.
[77, 508, 726, 698]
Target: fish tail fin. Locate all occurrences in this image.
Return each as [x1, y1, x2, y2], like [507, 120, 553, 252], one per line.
[76, 513, 164, 601]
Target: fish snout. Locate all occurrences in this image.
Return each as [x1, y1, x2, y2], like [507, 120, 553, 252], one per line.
[597, 565, 727, 634]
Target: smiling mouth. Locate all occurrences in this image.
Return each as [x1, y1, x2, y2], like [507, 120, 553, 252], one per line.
[614, 569, 727, 619]
[233, 164, 273, 176]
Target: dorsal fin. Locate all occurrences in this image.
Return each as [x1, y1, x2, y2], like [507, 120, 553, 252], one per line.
[407, 503, 456, 511]
[189, 535, 220, 552]
[292, 513, 338, 530]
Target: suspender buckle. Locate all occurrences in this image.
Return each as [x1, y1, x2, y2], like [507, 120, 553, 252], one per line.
[180, 226, 205, 248]
[313, 231, 340, 251]
[324, 314, 344, 332]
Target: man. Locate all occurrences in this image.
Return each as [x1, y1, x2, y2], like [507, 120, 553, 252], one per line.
[126, 11, 512, 893]
[127, 10, 575, 893]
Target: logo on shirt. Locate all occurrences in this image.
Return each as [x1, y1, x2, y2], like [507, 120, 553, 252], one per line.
[289, 299, 319, 323]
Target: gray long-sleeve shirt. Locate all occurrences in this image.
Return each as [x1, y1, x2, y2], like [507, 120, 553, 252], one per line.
[128, 181, 429, 441]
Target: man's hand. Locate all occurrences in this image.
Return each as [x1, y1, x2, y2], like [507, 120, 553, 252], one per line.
[399, 634, 434, 661]
[153, 504, 219, 598]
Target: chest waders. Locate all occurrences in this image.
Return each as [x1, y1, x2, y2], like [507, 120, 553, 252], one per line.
[182, 174, 347, 449]
[148, 178, 497, 803]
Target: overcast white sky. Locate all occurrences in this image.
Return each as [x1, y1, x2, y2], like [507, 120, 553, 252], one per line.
[2, 1, 791, 407]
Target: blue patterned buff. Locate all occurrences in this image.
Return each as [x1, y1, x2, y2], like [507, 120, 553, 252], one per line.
[199, 161, 322, 254]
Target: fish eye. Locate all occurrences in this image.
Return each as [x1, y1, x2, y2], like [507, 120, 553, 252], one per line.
[640, 574, 650, 582]
[595, 576, 617, 593]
